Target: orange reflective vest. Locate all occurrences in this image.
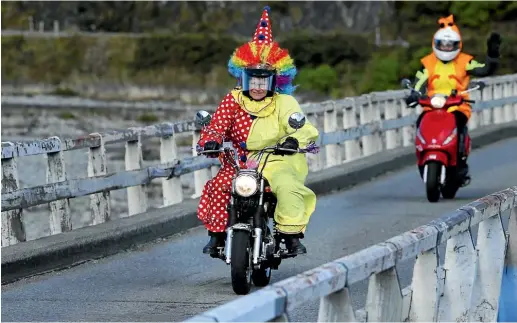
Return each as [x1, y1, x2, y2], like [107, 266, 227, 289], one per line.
[420, 52, 473, 119]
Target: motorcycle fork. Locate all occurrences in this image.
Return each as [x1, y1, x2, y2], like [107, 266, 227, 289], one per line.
[252, 179, 265, 265]
[224, 185, 237, 264]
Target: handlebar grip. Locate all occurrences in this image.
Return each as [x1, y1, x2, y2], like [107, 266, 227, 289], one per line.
[464, 99, 476, 104]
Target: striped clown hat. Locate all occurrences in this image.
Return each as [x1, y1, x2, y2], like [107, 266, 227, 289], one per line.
[227, 6, 297, 95]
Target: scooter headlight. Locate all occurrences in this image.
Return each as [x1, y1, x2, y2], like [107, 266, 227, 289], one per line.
[430, 96, 446, 109]
[234, 174, 258, 197]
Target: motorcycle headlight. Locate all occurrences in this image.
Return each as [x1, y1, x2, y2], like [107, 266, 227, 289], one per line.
[234, 175, 258, 197]
[430, 96, 446, 109]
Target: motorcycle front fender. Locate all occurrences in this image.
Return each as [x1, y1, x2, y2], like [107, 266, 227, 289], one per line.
[421, 150, 449, 166]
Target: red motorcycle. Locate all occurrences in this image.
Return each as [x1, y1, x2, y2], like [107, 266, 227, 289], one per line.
[401, 79, 485, 202]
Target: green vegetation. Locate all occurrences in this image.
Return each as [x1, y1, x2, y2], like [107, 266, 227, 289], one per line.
[136, 112, 159, 124]
[2, 1, 516, 98]
[58, 111, 76, 120]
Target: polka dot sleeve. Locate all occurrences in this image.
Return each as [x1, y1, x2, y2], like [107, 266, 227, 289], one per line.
[198, 92, 238, 147]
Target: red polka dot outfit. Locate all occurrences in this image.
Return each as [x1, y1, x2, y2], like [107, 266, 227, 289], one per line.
[197, 92, 255, 233]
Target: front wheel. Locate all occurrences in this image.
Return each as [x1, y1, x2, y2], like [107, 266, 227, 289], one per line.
[230, 230, 252, 295]
[425, 162, 441, 203]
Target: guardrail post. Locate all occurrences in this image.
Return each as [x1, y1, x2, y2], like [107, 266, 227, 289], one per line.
[160, 126, 183, 206]
[323, 102, 342, 167]
[359, 95, 377, 156]
[493, 82, 505, 124]
[365, 266, 404, 321]
[343, 100, 361, 161]
[125, 133, 148, 216]
[481, 82, 493, 126]
[384, 99, 400, 150]
[409, 247, 444, 321]
[307, 110, 323, 171]
[401, 98, 414, 147]
[317, 287, 356, 322]
[1, 142, 26, 246]
[497, 201, 517, 322]
[437, 230, 477, 321]
[469, 88, 481, 131]
[469, 213, 506, 321]
[371, 97, 383, 153]
[513, 78, 517, 118]
[46, 136, 71, 234]
[503, 81, 515, 122]
[192, 130, 211, 198]
[88, 133, 110, 224]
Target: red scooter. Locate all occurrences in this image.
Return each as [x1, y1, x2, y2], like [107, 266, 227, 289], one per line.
[401, 79, 485, 202]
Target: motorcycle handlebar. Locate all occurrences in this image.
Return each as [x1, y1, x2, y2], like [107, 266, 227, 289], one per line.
[198, 145, 304, 156]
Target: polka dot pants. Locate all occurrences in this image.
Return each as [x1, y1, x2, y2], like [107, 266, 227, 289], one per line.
[197, 167, 235, 232]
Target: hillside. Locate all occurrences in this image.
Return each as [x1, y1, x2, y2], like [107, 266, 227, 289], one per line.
[2, 1, 516, 102]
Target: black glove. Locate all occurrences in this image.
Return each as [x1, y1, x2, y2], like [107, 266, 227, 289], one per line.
[487, 32, 501, 58]
[203, 140, 220, 158]
[276, 137, 299, 156]
[405, 90, 420, 108]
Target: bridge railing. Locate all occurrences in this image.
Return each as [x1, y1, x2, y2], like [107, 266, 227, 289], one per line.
[2, 74, 517, 246]
[185, 186, 517, 322]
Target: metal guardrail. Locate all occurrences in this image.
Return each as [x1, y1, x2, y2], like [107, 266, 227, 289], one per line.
[2, 74, 517, 246]
[185, 186, 517, 322]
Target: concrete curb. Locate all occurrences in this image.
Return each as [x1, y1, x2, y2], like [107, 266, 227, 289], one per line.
[2, 121, 517, 284]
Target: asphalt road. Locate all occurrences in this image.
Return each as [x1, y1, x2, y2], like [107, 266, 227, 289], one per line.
[2, 136, 517, 322]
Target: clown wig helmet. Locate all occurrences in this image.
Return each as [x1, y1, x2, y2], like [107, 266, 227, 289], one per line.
[432, 15, 462, 62]
[228, 6, 297, 97]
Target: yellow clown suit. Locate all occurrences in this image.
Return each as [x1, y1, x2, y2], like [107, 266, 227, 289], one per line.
[197, 6, 319, 255]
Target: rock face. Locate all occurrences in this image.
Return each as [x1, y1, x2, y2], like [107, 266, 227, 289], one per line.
[10, 1, 393, 35]
[1, 105, 201, 242]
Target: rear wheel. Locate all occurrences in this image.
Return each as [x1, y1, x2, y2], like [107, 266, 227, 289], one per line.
[230, 230, 252, 295]
[252, 266, 271, 287]
[441, 180, 460, 199]
[425, 162, 441, 203]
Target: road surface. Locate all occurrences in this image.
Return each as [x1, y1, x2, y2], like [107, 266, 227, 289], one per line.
[2, 136, 517, 322]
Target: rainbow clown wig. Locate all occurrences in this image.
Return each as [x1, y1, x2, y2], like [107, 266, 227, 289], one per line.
[227, 6, 297, 95]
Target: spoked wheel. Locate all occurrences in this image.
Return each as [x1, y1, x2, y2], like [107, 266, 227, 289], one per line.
[425, 162, 441, 203]
[230, 230, 252, 295]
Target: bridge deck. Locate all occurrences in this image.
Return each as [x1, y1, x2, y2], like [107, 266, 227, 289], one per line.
[2, 137, 517, 322]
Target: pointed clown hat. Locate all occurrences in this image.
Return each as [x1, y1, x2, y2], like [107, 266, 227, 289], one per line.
[227, 6, 297, 95]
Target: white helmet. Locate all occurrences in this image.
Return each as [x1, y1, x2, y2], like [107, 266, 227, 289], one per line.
[432, 27, 461, 62]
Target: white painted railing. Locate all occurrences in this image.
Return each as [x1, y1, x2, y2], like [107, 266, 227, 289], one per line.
[185, 186, 517, 322]
[2, 74, 517, 246]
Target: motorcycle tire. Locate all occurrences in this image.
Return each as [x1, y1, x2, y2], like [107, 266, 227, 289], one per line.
[230, 230, 252, 295]
[252, 266, 272, 287]
[426, 162, 441, 203]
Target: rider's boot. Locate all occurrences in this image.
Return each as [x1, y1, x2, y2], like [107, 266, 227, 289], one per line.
[283, 233, 307, 255]
[457, 129, 471, 186]
[202, 231, 226, 254]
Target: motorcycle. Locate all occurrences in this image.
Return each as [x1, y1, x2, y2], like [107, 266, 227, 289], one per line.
[194, 110, 319, 295]
[401, 78, 485, 202]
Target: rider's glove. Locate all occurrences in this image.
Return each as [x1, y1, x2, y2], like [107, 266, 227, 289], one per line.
[487, 32, 501, 58]
[276, 137, 299, 156]
[203, 140, 220, 158]
[405, 90, 420, 108]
